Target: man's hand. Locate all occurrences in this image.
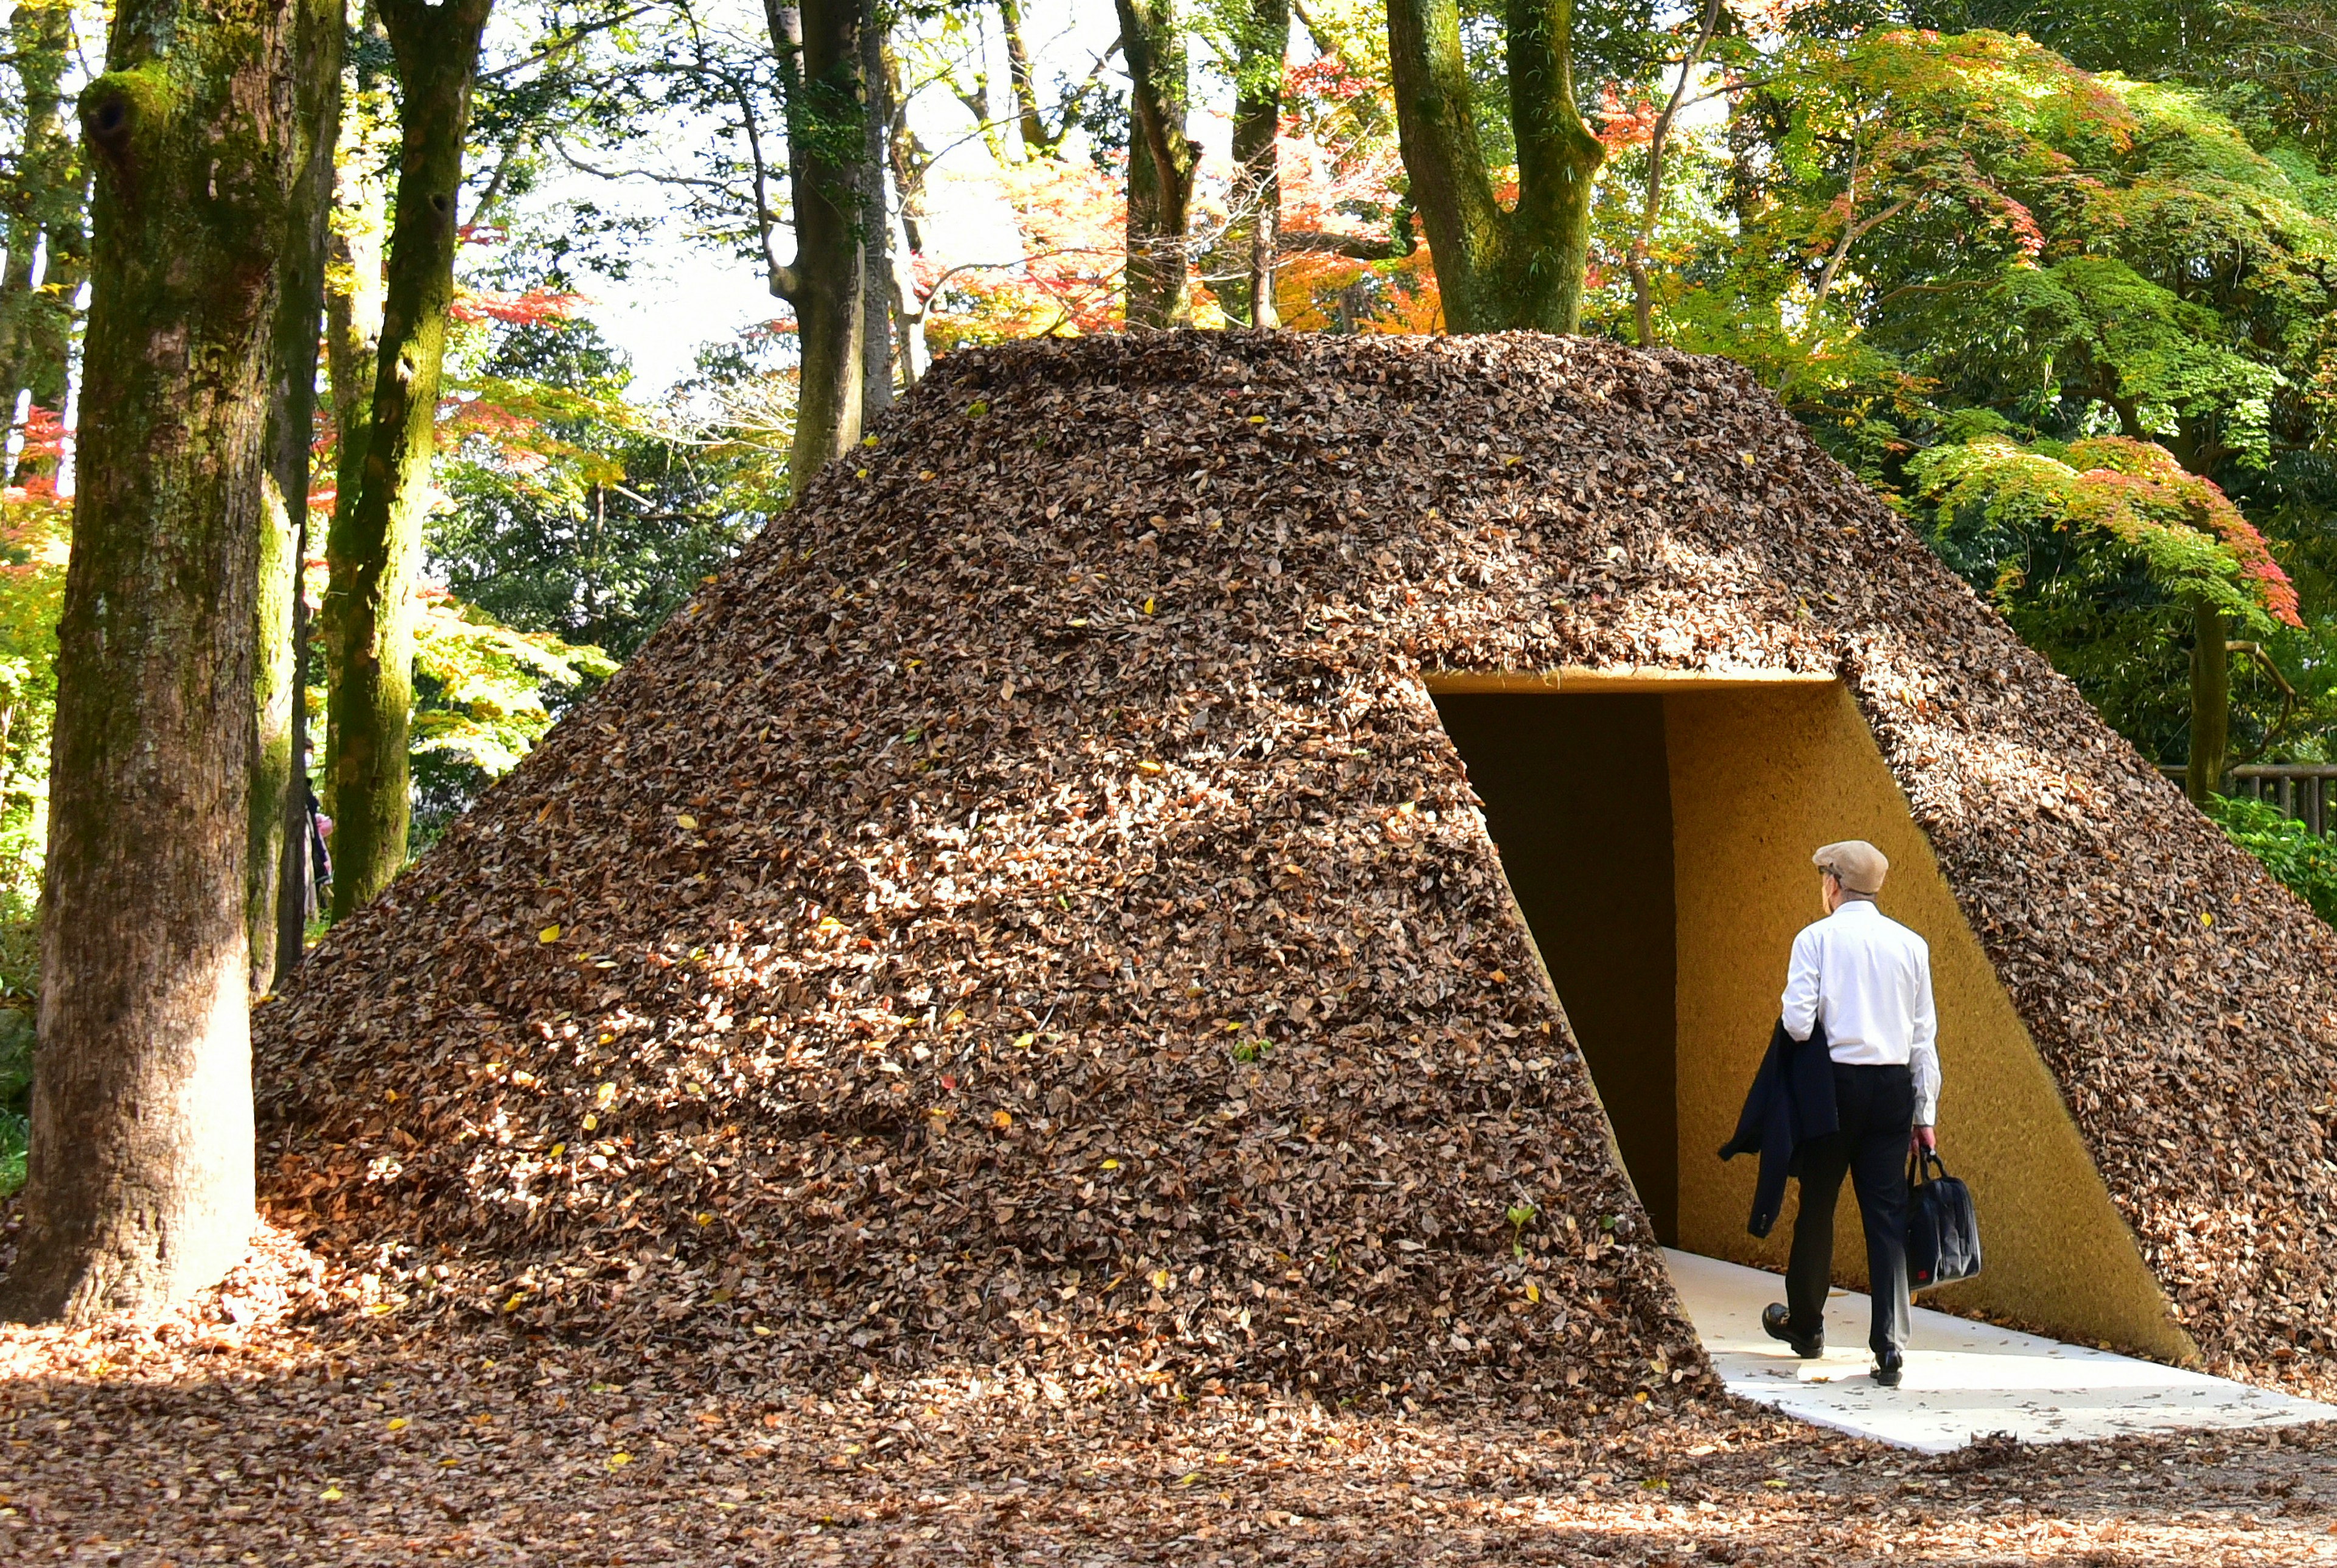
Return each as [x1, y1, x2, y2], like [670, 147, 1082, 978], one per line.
[1910, 1124, 1937, 1157]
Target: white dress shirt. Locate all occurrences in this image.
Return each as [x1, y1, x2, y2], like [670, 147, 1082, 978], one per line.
[1780, 897, 1941, 1126]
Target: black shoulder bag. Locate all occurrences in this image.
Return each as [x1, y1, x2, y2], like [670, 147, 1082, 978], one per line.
[1906, 1151, 1982, 1291]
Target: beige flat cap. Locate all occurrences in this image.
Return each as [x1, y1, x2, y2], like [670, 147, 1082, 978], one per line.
[1814, 840, 1888, 895]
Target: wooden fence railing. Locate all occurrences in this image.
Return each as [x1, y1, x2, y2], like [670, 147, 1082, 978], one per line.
[2162, 764, 2337, 835]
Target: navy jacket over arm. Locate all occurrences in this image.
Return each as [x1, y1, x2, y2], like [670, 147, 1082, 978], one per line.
[1717, 1017, 1840, 1238]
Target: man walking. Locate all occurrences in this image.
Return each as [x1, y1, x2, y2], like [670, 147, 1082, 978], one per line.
[1762, 840, 1940, 1388]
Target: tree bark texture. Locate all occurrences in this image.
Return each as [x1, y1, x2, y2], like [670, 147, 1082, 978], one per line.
[321, 0, 492, 918]
[1221, 0, 1289, 329]
[1386, 0, 1605, 332]
[770, 0, 869, 497]
[859, 1, 893, 422]
[0, 0, 318, 1325]
[1117, 0, 1198, 329]
[254, 0, 344, 989]
[2187, 599, 2229, 806]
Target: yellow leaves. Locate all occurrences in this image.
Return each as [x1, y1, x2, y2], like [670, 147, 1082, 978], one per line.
[816, 915, 845, 935]
[539, 925, 561, 944]
[1013, 1032, 1036, 1049]
[548, 1142, 566, 1159]
[1501, 453, 1523, 467]
[685, 1080, 705, 1096]
[1151, 1269, 1172, 1291]
[502, 1293, 527, 1313]
[676, 814, 698, 831]
[319, 1486, 344, 1502]
[695, 1211, 715, 1227]
[1526, 1281, 1541, 1303]
[386, 1417, 408, 1432]
[1100, 1159, 1120, 1170]
[1142, 597, 1156, 615]
[861, 434, 879, 448]
[595, 1082, 618, 1107]
[1489, 970, 1510, 984]
[582, 1113, 598, 1132]
[991, 1110, 1014, 1131]
[607, 1452, 634, 1469]
[382, 1088, 398, 1104]
[1246, 414, 1266, 425]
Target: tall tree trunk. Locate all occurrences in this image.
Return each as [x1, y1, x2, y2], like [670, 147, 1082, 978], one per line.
[2187, 599, 2229, 806]
[768, 0, 870, 497]
[0, 0, 317, 1325]
[1386, 0, 1605, 332]
[860, 1, 893, 422]
[254, 0, 344, 989]
[1222, 0, 1289, 329]
[1117, 0, 1199, 329]
[321, 0, 493, 918]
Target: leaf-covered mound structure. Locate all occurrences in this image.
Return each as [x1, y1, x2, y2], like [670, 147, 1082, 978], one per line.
[259, 331, 2337, 1404]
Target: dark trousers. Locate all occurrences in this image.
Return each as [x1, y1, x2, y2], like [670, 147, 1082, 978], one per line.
[1786, 1062, 1914, 1363]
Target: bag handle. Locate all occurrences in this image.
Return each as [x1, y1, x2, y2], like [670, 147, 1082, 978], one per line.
[1907, 1149, 1950, 1186]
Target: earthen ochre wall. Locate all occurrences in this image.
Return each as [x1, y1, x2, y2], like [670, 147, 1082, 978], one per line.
[1666, 683, 2196, 1362]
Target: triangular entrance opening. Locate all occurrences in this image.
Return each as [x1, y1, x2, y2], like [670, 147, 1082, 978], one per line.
[1428, 677, 2196, 1365]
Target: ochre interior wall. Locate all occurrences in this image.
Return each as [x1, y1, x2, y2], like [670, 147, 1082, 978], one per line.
[1435, 693, 1680, 1242]
[1665, 683, 2196, 1362]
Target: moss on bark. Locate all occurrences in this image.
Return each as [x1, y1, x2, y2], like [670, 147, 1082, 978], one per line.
[321, 0, 491, 918]
[1386, 0, 1605, 332]
[0, 0, 330, 1325]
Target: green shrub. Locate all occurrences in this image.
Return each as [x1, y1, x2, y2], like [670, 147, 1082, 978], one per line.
[0, 1005, 29, 1198]
[2208, 795, 2337, 927]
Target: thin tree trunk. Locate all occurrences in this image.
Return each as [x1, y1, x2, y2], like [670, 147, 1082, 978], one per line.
[1385, 0, 1605, 332]
[769, 0, 870, 496]
[1627, 0, 1720, 348]
[860, 0, 894, 422]
[1117, 0, 1199, 329]
[2187, 599, 2230, 806]
[0, 0, 318, 1325]
[1223, 0, 1289, 329]
[997, 0, 1044, 158]
[255, 0, 344, 989]
[0, 0, 77, 435]
[321, 0, 494, 918]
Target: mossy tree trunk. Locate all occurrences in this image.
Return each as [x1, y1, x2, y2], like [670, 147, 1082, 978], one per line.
[253, 0, 344, 988]
[2187, 599, 2229, 806]
[321, 0, 492, 918]
[1220, 0, 1289, 329]
[1117, 0, 1198, 329]
[767, 0, 871, 497]
[0, 0, 320, 1325]
[1386, 0, 1605, 332]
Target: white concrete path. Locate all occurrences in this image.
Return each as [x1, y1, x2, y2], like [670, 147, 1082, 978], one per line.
[1665, 1248, 2337, 1453]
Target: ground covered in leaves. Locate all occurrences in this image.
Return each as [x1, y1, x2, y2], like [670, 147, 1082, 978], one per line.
[5, 1214, 2337, 1566]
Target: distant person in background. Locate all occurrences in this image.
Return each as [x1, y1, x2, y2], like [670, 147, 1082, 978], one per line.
[1761, 840, 1940, 1389]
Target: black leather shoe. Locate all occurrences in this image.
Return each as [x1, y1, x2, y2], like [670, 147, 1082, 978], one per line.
[1761, 1302, 1822, 1358]
[1873, 1356, 1904, 1389]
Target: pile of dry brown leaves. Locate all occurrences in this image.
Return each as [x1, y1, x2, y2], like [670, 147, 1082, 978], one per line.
[252, 330, 2337, 1412]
